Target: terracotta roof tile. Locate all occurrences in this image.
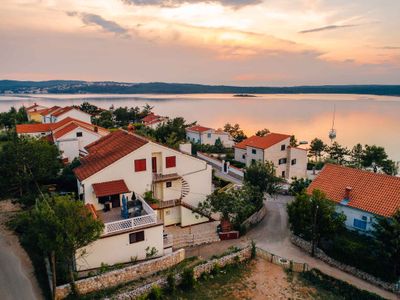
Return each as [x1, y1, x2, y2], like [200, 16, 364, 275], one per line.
[235, 133, 290, 150]
[53, 123, 79, 139]
[74, 130, 149, 181]
[92, 179, 130, 197]
[16, 123, 52, 133]
[51, 106, 74, 117]
[39, 106, 61, 116]
[186, 125, 211, 133]
[307, 164, 400, 217]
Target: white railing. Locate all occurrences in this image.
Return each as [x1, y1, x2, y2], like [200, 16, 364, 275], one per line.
[103, 194, 157, 235]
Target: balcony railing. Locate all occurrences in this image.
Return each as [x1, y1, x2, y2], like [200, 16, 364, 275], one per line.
[102, 194, 157, 235]
[157, 198, 181, 209]
[152, 173, 181, 183]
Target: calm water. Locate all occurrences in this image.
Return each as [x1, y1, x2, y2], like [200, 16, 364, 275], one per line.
[1, 93, 400, 161]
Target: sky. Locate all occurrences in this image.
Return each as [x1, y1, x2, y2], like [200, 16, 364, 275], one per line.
[0, 0, 400, 85]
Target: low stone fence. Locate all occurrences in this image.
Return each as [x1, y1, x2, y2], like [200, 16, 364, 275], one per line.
[172, 231, 220, 250]
[256, 247, 309, 272]
[109, 247, 252, 300]
[55, 249, 185, 299]
[290, 234, 400, 294]
[242, 205, 267, 231]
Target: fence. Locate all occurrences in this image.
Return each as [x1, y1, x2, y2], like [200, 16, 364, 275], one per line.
[197, 152, 244, 180]
[172, 231, 220, 249]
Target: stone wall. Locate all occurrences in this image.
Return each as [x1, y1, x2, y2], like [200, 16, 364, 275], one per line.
[109, 247, 252, 300]
[290, 234, 400, 294]
[55, 249, 185, 299]
[242, 205, 267, 231]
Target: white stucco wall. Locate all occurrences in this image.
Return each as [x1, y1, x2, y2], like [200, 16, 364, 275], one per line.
[245, 146, 264, 166]
[234, 148, 247, 163]
[162, 206, 181, 226]
[75, 224, 164, 270]
[263, 137, 290, 178]
[186, 130, 234, 147]
[186, 131, 201, 143]
[55, 109, 92, 124]
[287, 148, 308, 179]
[180, 206, 209, 227]
[335, 205, 376, 232]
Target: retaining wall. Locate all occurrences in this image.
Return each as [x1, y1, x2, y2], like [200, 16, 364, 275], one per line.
[55, 249, 185, 299]
[242, 205, 267, 231]
[290, 234, 400, 294]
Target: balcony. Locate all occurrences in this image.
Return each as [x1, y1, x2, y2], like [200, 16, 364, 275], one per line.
[156, 198, 181, 209]
[152, 173, 181, 183]
[97, 194, 157, 236]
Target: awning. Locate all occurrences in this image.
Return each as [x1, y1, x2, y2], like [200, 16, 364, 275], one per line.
[92, 180, 130, 198]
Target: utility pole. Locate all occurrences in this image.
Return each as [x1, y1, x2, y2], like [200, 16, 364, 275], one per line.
[311, 204, 319, 257]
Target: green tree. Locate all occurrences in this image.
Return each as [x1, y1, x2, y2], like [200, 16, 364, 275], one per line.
[308, 138, 326, 162]
[289, 177, 312, 195]
[14, 195, 104, 296]
[350, 143, 363, 168]
[287, 189, 346, 256]
[244, 161, 282, 196]
[361, 145, 388, 168]
[214, 138, 224, 152]
[95, 110, 114, 128]
[224, 123, 247, 143]
[255, 128, 270, 137]
[0, 136, 61, 202]
[373, 210, 400, 280]
[290, 135, 299, 147]
[327, 141, 349, 164]
[381, 159, 398, 176]
[153, 117, 193, 147]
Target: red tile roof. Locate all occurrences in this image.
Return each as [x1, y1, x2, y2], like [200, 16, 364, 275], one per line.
[142, 113, 158, 123]
[16, 123, 52, 133]
[186, 125, 211, 133]
[74, 130, 149, 181]
[92, 179, 130, 197]
[307, 164, 400, 217]
[52, 118, 108, 139]
[235, 133, 291, 150]
[51, 106, 74, 117]
[53, 123, 79, 139]
[39, 106, 61, 116]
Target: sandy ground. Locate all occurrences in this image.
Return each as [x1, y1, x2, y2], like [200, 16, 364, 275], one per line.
[0, 200, 43, 300]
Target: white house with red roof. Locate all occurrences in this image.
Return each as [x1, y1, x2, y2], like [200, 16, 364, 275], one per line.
[16, 117, 109, 163]
[25, 103, 48, 122]
[41, 106, 91, 124]
[234, 133, 307, 180]
[141, 113, 168, 129]
[186, 125, 235, 148]
[307, 164, 400, 232]
[72, 130, 213, 270]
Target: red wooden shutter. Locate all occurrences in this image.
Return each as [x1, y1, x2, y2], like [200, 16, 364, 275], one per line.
[134, 159, 146, 172]
[165, 156, 176, 168]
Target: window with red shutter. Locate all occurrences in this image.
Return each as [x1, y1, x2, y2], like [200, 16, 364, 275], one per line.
[134, 159, 146, 172]
[165, 156, 176, 168]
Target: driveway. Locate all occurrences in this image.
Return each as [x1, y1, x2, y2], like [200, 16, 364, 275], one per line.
[0, 201, 42, 300]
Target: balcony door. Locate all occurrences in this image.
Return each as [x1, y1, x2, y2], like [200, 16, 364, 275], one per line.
[152, 157, 157, 173]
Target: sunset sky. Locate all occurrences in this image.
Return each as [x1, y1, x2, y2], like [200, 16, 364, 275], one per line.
[1, 0, 400, 85]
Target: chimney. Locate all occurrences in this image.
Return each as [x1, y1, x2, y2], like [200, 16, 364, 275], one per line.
[344, 186, 352, 200]
[127, 124, 135, 133]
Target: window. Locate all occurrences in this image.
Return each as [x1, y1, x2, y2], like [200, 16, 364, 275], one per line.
[207, 133, 211, 138]
[281, 144, 286, 151]
[251, 149, 257, 154]
[166, 156, 176, 168]
[165, 210, 171, 216]
[278, 158, 287, 165]
[166, 181, 172, 188]
[76, 132, 83, 137]
[281, 171, 286, 178]
[134, 159, 146, 172]
[129, 231, 145, 244]
[353, 218, 367, 230]
[242, 154, 246, 159]
[291, 159, 297, 165]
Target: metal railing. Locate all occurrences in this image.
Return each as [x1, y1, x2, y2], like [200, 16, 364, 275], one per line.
[103, 194, 157, 235]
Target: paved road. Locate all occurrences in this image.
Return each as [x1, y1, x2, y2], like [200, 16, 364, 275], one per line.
[0, 233, 40, 300]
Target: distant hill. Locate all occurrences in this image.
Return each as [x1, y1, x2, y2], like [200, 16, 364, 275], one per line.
[1, 80, 400, 96]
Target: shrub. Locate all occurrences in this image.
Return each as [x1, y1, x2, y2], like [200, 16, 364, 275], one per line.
[166, 273, 176, 294]
[180, 267, 195, 290]
[147, 285, 163, 300]
[210, 263, 221, 275]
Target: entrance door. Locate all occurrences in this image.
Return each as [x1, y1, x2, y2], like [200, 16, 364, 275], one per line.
[152, 157, 157, 173]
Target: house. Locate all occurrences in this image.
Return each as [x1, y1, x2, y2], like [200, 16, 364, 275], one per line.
[234, 133, 307, 179]
[307, 163, 400, 232]
[142, 113, 168, 129]
[72, 130, 213, 270]
[25, 103, 48, 122]
[41, 106, 92, 124]
[16, 117, 109, 163]
[186, 125, 235, 148]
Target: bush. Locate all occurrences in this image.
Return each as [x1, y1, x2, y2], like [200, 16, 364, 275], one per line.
[180, 267, 195, 290]
[147, 285, 163, 300]
[166, 273, 176, 294]
[301, 269, 384, 300]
